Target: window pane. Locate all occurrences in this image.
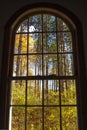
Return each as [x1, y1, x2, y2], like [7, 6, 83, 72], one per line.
[14, 34, 27, 54]
[13, 55, 27, 76]
[59, 54, 74, 76]
[28, 33, 42, 53]
[43, 33, 57, 53]
[9, 107, 25, 130]
[61, 80, 77, 105]
[16, 20, 28, 33]
[43, 54, 58, 75]
[44, 107, 60, 130]
[11, 80, 26, 105]
[27, 80, 42, 105]
[62, 107, 78, 130]
[27, 107, 42, 129]
[43, 14, 56, 31]
[28, 55, 42, 76]
[29, 15, 42, 32]
[10, 13, 78, 130]
[44, 80, 59, 105]
[57, 18, 70, 31]
[58, 32, 72, 52]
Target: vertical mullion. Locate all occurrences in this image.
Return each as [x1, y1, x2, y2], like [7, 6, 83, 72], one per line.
[42, 80, 44, 130]
[64, 54, 66, 76]
[27, 18, 29, 76]
[25, 80, 27, 130]
[42, 13, 44, 130]
[59, 80, 62, 130]
[56, 17, 59, 76]
[42, 14, 44, 76]
[27, 18, 30, 77]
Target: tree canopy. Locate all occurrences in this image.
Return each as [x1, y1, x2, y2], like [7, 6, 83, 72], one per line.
[9, 14, 78, 130]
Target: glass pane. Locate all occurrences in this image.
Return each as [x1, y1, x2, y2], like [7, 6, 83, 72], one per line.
[10, 13, 78, 130]
[62, 107, 78, 130]
[27, 107, 42, 129]
[9, 107, 25, 130]
[11, 80, 26, 105]
[28, 33, 42, 53]
[58, 54, 74, 76]
[43, 54, 58, 75]
[29, 15, 42, 32]
[43, 33, 57, 53]
[44, 107, 60, 130]
[27, 80, 42, 105]
[14, 34, 27, 54]
[43, 14, 56, 31]
[13, 55, 27, 76]
[28, 55, 42, 76]
[60, 80, 77, 105]
[16, 20, 28, 33]
[58, 32, 72, 52]
[44, 80, 59, 105]
[57, 18, 69, 31]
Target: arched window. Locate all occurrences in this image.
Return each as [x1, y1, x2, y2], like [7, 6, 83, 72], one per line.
[1, 5, 86, 130]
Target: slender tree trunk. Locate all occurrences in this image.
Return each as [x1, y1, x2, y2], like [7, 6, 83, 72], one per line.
[16, 26, 22, 76]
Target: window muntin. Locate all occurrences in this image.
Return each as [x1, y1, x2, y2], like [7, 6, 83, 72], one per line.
[10, 79, 78, 129]
[9, 13, 78, 130]
[13, 14, 74, 77]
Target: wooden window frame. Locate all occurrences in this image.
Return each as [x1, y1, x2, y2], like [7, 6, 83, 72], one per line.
[0, 3, 86, 130]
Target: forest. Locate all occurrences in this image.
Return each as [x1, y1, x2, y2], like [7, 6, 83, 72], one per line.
[9, 14, 78, 130]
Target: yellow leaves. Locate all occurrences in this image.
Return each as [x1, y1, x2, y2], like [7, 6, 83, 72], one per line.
[28, 69, 33, 75]
[29, 36, 35, 52]
[48, 114, 55, 120]
[14, 34, 36, 76]
[15, 34, 27, 53]
[15, 34, 35, 54]
[11, 81, 78, 129]
[50, 67, 56, 75]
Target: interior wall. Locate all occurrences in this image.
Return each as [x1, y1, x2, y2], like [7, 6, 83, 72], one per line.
[0, 0, 87, 79]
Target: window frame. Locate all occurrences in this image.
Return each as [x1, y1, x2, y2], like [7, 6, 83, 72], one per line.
[0, 3, 86, 130]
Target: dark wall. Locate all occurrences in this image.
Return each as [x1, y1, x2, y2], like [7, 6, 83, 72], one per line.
[0, 0, 87, 129]
[0, 0, 87, 79]
[0, 0, 87, 77]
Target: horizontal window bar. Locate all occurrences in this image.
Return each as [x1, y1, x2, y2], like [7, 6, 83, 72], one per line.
[9, 75, 77, 80]
[10, 104, 77, 107]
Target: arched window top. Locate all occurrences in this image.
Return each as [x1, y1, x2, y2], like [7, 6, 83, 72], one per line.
[13, 12, 74, 77]
[9, 8, 78, 129]
[16, 14, 70, 33]
[11, 7, 76, 31]
[2, 4, 85, 130]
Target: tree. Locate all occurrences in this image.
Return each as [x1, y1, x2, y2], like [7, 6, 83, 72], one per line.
[11, 80, 77, 130]
[11, 14, 77, 130]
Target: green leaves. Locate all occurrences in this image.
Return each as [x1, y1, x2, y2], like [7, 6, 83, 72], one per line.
[11, 80, 78, 129]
